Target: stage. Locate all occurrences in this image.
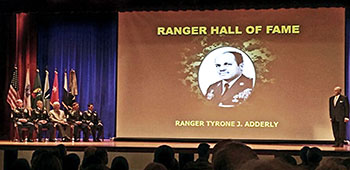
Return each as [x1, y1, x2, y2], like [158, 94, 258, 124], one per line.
[0, 140, 350, 157]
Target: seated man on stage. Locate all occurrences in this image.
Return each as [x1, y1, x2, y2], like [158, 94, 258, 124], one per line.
[83, 103, 104, 142]
[49, 102, 71, 142]
[68, 102, 89, 142]
[32, 100, 55, 142]
[12, 99, 34, 142]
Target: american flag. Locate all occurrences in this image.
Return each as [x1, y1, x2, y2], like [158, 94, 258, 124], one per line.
[7, 67, 19, 110]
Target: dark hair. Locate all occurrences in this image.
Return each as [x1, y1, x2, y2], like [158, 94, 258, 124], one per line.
[307, 147, 322, 163]
[32, 152, 62, 170]
[154, 145, 177, 170]
[95, 148, 108, 165]
[88, 103, 94, 107]
[31, 149, 49, 167]
[225, 52, 243, 65]
[62, 153, 80, 170]
[198, 143, 210, 158]
[81, 155, 102, 169]
[300, 146, 310, 164]
[111, 156, 129, 170]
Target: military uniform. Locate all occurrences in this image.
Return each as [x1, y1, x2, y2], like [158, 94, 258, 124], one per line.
[68, 109, 89, 142]
[33, 107, 55, 141]
[83, 110, 104, 142]
[205, 75, 253, 107]
[12, 107, 34, 142]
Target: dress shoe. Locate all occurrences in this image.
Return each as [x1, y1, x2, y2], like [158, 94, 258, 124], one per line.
[74, 138, 80, 142]
[27, 139, 34, 142]
[49, 139, 55, 142]
[38, 138, 42, 142]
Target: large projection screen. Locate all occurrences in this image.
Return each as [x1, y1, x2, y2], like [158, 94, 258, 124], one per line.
[117, 8, 345, 140]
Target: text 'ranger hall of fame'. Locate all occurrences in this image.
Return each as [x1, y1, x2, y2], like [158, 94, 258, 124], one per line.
[198, 47, 256, 108]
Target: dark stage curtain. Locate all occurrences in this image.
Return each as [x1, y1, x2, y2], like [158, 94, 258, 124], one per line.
[0, 13, 16, 140]
[37, 14, 117, 138]
[0, 13, 37, 140]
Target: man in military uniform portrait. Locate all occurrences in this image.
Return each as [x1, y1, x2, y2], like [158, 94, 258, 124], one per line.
[12, 99, 35, 142]
[83, 103, 104, 142]
[32, 100, 55, 142]
[205, 52, 253, 107]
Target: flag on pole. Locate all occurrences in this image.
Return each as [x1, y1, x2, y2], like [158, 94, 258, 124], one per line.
[50, 70, 59, 105]
[7, 67, 19, 110]
[69, 69, 78, 98]
[43, 69, 50, 111]
[23, 68, 31, 110]
[62, 70, 73, 110]
[31, 69, 42, 109]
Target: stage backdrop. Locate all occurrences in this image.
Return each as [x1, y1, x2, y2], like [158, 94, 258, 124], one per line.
[37, 15, 117, 138]
[117, 8, 345, 140]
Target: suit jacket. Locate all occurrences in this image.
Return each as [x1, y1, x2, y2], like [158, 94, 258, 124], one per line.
[329, 95, 349, 122]
[205, 75, 253, 107]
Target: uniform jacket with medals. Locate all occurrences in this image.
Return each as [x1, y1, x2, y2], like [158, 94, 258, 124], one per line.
[12, 107, 32, 122]
[32, 107, 50, 123]
[205, 75, 253, 107]
[83, 110, 102, 125]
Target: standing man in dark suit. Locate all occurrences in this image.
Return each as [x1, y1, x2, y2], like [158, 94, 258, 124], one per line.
[205, 52, 253, 107]
[329, 86, 349, 147]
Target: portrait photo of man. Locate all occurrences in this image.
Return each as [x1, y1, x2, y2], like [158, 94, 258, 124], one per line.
[198, 47, 255, 108]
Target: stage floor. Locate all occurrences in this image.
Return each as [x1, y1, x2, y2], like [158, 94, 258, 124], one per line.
[0, 140, 350, 156]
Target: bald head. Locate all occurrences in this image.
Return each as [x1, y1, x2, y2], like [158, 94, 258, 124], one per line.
[53, 102, 60, 110]
[334, 86, 342, 96]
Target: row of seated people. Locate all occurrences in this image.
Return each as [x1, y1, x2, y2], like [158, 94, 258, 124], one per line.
[12, 99, 104, 142]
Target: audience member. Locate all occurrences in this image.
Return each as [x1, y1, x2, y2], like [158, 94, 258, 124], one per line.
[56, 144, 67, 160]
[62, 153, 81, 170]
[95, 148, 110, 170]
[31, 149, 49, 168]
[81, 155, 102, 170]
[154, 145, 179, 170]
[315, 158, 346, 170]
[9, 158, 31, 170]
[298, 146, 310, 167]
[179, 153, 194, 170]
[183, 143, 212, 170]
[212, 141, 258, 170]
[211, 139, 235, 162]
[144, 162, 167, 170]
[83, 146, 97, 160]
[111, 156, 129, 170]
[32, 151, 62, 170]
[305, 147, 323, 170]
